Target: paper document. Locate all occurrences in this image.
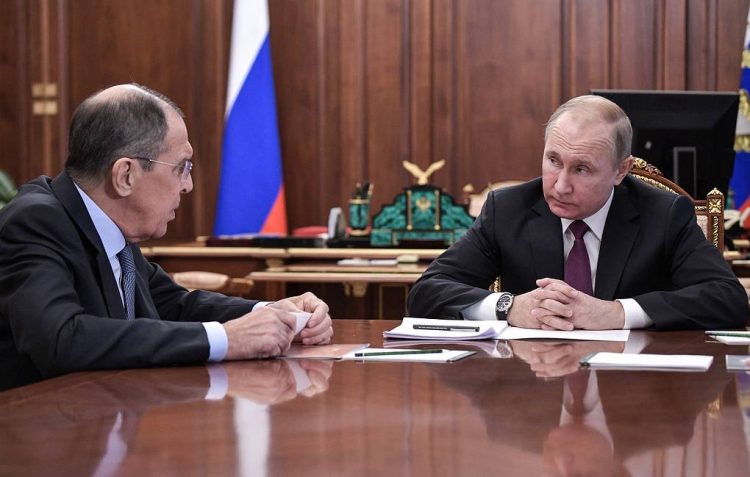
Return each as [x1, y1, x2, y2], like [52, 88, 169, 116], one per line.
[706, 330, 750, 345]
[293, 312, 312, 334]
[384, 318, 630, 342]
[726, 355, 750, 371]
[341, 348, 475, 363]
[283, 343, 369, 359]
[580, 352, 713, 371]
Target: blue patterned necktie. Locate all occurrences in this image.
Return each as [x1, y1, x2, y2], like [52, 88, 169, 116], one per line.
[565, 220, 593, 295]
[117, 245, 136, 321]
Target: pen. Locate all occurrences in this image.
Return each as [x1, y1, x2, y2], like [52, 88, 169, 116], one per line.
[707, 332, 750, 338]
[354, 349, 444, 357]
[413, 324, 480, 332]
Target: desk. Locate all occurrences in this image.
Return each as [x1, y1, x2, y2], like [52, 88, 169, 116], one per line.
[143, 245, 443, 319]
[1, 320, 748, 476]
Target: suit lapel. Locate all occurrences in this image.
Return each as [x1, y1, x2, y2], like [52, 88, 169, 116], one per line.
[529, 197, 565, 280]
[49, 173, 127, 320]
[595, 185, 639, 299]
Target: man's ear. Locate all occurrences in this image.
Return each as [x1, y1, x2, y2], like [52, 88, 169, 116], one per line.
[614, 155, 634, 185]
[110, 158, 138, 197]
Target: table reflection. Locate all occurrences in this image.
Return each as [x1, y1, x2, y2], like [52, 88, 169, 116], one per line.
[0, 359, 333, 476]
[433, 341, 735, 476]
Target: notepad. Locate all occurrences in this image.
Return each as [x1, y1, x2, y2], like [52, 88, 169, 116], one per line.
[341, 348, 475, 362]
[384, 317, 630, 342]
[283, 343, 370, 359]
[705, 330, 750, 344]
[580, 352, 713, 371]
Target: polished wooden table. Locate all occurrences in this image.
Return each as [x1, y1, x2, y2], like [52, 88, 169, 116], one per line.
[1, 320, 749, 476]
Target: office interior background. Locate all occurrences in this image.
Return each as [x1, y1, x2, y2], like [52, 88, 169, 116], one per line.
[1, 0, 748, 242]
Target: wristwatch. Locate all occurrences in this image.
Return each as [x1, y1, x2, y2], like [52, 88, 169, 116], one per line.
[495, 292, 514, 320]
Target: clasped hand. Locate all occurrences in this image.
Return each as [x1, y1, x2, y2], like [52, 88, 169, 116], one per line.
[507, 278, 624, 330]
[223, 292, 333, 360]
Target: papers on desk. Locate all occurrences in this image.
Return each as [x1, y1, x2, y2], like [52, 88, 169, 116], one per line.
[383, 339, 514, 358]
[283, 343, 370, 359]
[384, 318, 630, 342]
[705, 330, 750, 345]
[726, 355, 750, 371]
[580, 352, 713, 372]
[341, 348, 476, 363]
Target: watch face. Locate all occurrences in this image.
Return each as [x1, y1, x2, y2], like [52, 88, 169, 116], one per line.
[497, 293, 512, 312]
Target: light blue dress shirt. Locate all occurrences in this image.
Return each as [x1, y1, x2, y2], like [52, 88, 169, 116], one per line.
[75, 185, 229, 361]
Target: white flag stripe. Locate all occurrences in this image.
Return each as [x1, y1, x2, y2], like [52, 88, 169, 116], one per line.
[225, 0, 270, 115]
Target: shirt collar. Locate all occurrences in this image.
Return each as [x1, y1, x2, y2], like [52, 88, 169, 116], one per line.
[74, 184, 126, 260]
[560, 188, 614, 241]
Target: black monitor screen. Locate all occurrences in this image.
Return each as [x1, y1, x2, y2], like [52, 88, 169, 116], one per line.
[591, 89, 738, 199]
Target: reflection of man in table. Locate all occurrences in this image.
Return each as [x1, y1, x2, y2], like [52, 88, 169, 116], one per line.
[0, 359, 332, 476]
[432, 341, 733, 473]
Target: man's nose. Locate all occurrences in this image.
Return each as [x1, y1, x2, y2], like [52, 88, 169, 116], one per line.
[555, 169, 573, 194]
[181, 174, 193, 194]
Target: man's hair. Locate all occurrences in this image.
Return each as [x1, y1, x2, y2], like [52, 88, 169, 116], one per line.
[544, 95, 632, 163]
[65, 83, 184, 185]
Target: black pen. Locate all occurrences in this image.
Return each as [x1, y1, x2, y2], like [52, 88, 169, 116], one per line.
[413, 324, 480, 332]
[354, 349, 444, 357]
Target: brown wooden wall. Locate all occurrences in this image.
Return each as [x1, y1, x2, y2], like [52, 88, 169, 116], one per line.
[1, 0, 748, 241]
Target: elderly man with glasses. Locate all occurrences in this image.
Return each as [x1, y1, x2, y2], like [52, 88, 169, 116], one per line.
[0, 84, 333, 386]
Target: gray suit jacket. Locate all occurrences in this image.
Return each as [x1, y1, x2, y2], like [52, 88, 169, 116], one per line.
[0, 172, 257, 378]
[408, 176, 748, 329]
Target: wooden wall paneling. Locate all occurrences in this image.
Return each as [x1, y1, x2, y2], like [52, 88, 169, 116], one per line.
[363, 0, 408, 219]
[686, 0, 713, 90]
[567, 0, 611, 95]
[269, 0, 326, 230]
[409, 0, 434, 172]
[338, 0, 367, 223]
[456, 0, 563, 191]
[611, 0, 659, 89]
[431, 0, 457, 193]
[716, 0, 750, 91]
[659, 0, 688, 89]
[0, 1, 28, 185]
[188, 0, 232, 237]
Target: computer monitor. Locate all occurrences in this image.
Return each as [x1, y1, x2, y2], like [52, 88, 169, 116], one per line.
[591, 89, 738, 199]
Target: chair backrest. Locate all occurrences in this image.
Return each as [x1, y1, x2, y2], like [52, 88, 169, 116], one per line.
[172, 271, 254, 298]
[628, 157, 724, 251]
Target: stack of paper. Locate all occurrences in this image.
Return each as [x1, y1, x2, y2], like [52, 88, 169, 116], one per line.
[384, 317, 630, 342]
[580, 352, 713, 371]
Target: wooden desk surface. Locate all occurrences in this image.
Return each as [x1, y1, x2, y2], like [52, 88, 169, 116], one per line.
[3, 320, 747, 476]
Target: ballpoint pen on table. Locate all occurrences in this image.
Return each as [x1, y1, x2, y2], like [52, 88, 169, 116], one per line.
[353, 349, 444, 357]
[706, 331, 750, 338]
[413, 324, 480, 332]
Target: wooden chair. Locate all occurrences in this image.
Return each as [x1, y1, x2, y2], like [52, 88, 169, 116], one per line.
[172, 271, 254, 298]
[629, 157, 724, 252]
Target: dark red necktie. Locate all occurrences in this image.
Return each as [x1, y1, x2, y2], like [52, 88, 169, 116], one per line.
[565, 220, 593, 295]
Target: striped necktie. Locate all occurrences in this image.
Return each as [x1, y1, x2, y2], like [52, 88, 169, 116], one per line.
[116, 245, 136, 321]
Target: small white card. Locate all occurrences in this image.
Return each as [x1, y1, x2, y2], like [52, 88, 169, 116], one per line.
[293, 312, 312, 334]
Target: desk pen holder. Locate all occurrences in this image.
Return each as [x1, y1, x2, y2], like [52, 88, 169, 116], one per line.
[348, 198, 371, 236]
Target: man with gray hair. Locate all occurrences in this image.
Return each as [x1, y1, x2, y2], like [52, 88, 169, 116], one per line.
[0, 84, 333, 385]
[408, 94, 747, 330]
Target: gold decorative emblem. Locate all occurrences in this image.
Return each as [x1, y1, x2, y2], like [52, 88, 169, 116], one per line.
[415, 196, 431, 212]
[402, 160, 446, 185]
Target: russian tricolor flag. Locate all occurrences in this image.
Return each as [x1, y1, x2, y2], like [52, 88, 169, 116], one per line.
[214, 0, 287, 235]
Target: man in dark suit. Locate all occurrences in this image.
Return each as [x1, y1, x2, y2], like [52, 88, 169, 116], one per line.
[0, 84, 333, 381]
[408, 95, 747, 329]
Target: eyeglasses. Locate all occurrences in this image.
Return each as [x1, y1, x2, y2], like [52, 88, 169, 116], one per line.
[132, 157, 193, 183]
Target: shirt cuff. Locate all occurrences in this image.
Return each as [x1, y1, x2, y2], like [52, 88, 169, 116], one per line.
[461, 293, 500, 320]
[253, 301, 275, 310]
[202, 321, 229, 362]
[616, 298, 653, 329]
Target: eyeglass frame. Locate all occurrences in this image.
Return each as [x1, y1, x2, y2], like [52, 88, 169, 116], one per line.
[131, 156, 193, 183]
